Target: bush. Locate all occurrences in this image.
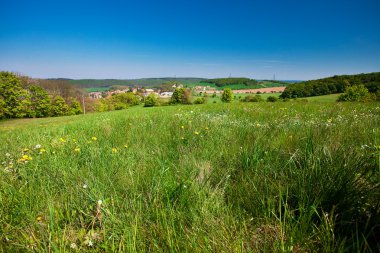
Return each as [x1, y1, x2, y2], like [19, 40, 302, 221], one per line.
[242, 95, 263, 102]
[337, 84, 371, 102]
[144, 93, 158, 107]
[267, 96, 278, 102]
[221, 88, 233, 103]
[194, 97, 206, 104]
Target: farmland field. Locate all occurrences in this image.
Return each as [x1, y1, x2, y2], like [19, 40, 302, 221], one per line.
[1, 102, 379, 252]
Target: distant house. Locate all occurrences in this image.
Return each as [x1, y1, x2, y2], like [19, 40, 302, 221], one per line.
[160, 92, 173, 98]
[89, 92, 102, 99]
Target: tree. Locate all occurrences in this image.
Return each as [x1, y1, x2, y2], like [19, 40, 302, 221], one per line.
[0, 71, 31, 118]
[50, 95, 70, 116]
[337, 84, 370, 102]
[30, 85, 51, 117]
[69, 98, 83, 115]
[221, 88, 233, 103]
[170, 88, 185, 104]
[144, 93, 158, 107]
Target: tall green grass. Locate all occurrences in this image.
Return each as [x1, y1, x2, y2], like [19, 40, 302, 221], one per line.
[0, 102, 379, 252]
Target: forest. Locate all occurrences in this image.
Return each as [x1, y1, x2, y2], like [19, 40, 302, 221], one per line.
[280, 72, 380, 98]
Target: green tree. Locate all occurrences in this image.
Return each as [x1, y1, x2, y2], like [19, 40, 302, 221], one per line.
[221, 88, 233, 103]
[337, 84, 370, 102]
[0, 71, 31, 118]
[50, 95, 70, 116]
[30, 85, 51, 117]
[144, 93, 158, 107]
[69, 98, 83, 115]
[170, 88, 185, 104]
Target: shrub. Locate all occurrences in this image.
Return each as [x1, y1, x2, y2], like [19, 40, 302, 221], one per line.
[267, 96, 278, 102]
[194, 97, 206, 104]
[337, 84, 371, 102]
[221, 88, 233, 103]
[242, 95, 263, 102]
[144, 93, 158, 107]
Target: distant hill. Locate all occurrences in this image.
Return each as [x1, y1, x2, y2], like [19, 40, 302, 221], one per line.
[47, 78, 207, 88]
[280, 72, 380, 99]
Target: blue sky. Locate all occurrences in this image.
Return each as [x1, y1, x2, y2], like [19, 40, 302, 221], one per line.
[1, 0, 380, 80]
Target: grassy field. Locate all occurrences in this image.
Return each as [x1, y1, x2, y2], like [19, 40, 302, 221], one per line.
[1, 102, 379, 252]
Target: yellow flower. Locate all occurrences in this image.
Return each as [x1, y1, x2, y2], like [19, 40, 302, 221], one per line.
[74, 148, 80, 153]
[204, 127, 209, 130]
[40, 148, 46, 153]
[36, 215, 43, 222]
[181, 125, 184, 129]
[59, 138, 66, 143]
[92, 137, 97, 141]
[194, 131, 200, 135]
[22, 155, 32, 160]
[23, 148, 30, 152]
[124, 145, 128, 149]
[112, 148, 118, 153]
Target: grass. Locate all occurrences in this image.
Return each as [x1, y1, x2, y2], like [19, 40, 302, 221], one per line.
[1, 102, 379, 252]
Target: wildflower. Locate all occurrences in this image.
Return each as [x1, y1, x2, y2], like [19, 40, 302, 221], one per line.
[23, 148, 30, 152]
[36, 215, 42, 222]
[74, 148, 80, 153]
[83, 184, 88, 189]
[88, 240, 93, 247]
[181, 125, 184, 129]
[92, 137, 97, 141]
[112, 148, 118, 153]
[256, 123, 261, 127]
[39, 148, 46, 154]
[327, 118, 333, 123]
[22, 155, 32, 160]
[97, 200, 103, 206]
[204, 127, 209, 130]
[5, 153, 10, 157]
[194, 131, 200, 135]
[35, 144, 41, 149]
[59, 138, 66, 143]
[70, 243, 77, 249]
[124, 145, 128, 149]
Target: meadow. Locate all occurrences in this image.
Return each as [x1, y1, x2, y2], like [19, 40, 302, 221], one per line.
[0, 102, 379, 252]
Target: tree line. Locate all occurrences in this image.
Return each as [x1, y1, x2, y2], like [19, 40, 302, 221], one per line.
[0, 72, 83, 119]
[280, 72, 380, 99]
[201, 78, 258, 87]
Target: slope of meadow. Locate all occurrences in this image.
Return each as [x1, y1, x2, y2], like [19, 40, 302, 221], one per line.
[0, 103, 379, 252]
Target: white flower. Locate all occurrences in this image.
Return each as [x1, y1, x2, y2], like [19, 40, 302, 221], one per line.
[97, 200, 102, 206]
[70, 242, 77, 249]
[5, 153, 11, 157]
[88, 240, 93, 247]
[82, 184, 88, 189]
[35, 144, 42, 149]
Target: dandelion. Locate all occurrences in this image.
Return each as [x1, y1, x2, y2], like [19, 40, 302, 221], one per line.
[194, 131, 200, 135]
[70, 243, 77, 249]
[36, 215, 42, 222]
[92, 137, 97, 141]
[74, 148, 80, 153]
[124, 145, 128, 149]
[23, 148, 30, 152]
[59, 138, 66, 143]
[35, 144, 41, 149]
[23, 155, 32, 160]
[39, 148, 46, 154]
[112, 148, 118, 153]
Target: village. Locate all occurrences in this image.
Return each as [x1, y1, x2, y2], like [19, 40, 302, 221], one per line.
[88, 83, 285, 99]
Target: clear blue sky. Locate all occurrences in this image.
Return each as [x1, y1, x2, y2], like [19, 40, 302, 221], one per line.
[1, 0, 380, 80]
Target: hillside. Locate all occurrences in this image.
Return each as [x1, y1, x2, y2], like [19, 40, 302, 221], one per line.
[280, 72, 380, 98]
[1, 103, 379, 252]
[54, 78, 207, 88]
